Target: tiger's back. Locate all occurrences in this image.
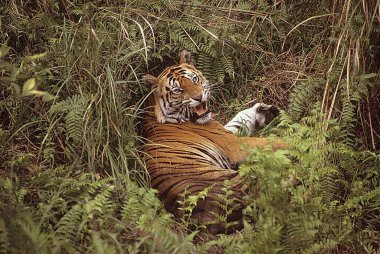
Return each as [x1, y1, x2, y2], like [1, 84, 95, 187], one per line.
[143, 118, 247, 234]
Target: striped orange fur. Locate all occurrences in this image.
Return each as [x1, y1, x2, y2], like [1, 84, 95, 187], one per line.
[141, 50, 287, 235]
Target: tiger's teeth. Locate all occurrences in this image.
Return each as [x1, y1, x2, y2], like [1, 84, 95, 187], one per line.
[193, 102, 208, 116]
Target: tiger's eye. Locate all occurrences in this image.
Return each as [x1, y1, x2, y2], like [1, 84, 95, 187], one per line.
[172, 87, 183, 94]
[192, 76, 199, 83]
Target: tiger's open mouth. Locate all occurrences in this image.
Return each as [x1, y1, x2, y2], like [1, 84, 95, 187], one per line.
[193, 102, 209, 116]
[190, 102, 214, 124]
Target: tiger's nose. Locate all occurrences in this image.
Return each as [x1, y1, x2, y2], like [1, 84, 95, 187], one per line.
[192, 94, 203, 102]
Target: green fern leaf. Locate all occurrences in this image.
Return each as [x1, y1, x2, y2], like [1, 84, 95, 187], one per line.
[16, 215, 50, 253]
[339, 96, 357, 147]
[50, 94, 87, 142]
[288, 78, 322, 120]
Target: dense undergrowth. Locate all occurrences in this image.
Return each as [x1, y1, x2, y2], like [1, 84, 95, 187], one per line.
[1, 0, 379, 253]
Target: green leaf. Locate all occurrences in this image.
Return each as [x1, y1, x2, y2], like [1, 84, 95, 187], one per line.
[359, 73, 377, 80]
[16, 53, 47, 78]
[22, 78, 36, 94]
[0, 40, 10, 58]
[24, 90, 45, 97]
[42, 93, 57, 102]
[23, 52, 47, 62]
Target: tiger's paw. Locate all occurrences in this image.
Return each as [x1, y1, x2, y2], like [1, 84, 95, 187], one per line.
[224, 103, 280, 136]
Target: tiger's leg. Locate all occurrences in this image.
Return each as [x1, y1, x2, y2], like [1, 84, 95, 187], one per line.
[226, 136, 289, 166]
[156, 167, 246, 235]
[224, 103, 289, 164]
[239, 136, 289, 151]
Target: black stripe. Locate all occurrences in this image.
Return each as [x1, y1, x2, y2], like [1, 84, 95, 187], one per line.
[152, 170, 224, 188]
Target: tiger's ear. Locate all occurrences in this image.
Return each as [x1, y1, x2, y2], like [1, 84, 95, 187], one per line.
[141, 74, 159, 89]
[179, 49, 192, 64]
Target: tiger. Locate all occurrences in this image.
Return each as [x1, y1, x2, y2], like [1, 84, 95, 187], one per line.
[141, 50, 287, 235]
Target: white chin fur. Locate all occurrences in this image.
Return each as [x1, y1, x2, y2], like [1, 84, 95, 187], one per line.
[195, 112, 213, 124]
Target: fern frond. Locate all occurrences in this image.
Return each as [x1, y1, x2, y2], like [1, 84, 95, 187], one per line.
[86, 177, 113, 195]
[65, 107, 84, 142]
[121, 183, 161, 222]
[235, 1, 253, 10]
[84, 184, 115, 219]
[121, 184, 141, 225]
[196, 52, 214, 79]
[198, 43, 217, 57]
[288, 78, 322, 120]
[339, 96, 357, 148]
[170, 26, 198, 53]
[49, 94, 88, 142]
[347, 186, 380, 210]
[214, 58, 226, 82]
[319, 168, 347, 202]
[90, 233, 118, 254]
[303, 239, 337, 254]
[222, 55, 234, 77]
[55, 204, 83, 240]
[16, 215, 50, 253]
[282, 214, 322, 252]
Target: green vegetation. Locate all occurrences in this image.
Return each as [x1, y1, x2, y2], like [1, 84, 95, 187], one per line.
[1, 0, 379, 253]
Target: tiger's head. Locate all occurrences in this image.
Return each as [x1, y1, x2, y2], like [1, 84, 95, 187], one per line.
[142, 50, 212, 124]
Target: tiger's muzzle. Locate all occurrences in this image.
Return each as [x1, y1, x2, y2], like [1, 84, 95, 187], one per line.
[190, 101, 214, 124]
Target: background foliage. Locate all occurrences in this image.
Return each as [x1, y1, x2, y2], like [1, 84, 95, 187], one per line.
[0, 0, 379, 253]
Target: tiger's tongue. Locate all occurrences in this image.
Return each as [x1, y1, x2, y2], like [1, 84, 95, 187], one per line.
[194, 103, 208, 116]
